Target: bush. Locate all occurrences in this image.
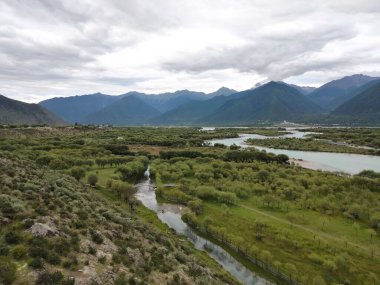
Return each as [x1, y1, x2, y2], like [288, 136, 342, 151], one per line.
[87, 174, 98, 186]
[46, 251, 61, 265]
[0, 257, 17, 285]
[29, 257, 44, 269]
[70, 167, 86, 181]
[5, 231, 21, 244]
[91, 232, 104, 244]
[35, 271, 64, 285]
[11, 245, 28, 260]
[0, 244, 10, 256]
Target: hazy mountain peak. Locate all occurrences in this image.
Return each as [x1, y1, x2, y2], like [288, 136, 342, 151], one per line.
[208, 87, 237, 97]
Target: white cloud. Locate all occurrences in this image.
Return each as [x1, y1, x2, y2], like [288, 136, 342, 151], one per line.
[0, 0, 379, 102]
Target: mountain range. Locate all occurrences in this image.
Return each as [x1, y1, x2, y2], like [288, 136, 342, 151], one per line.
[0, 95, 64, 125]
[308, 74, 379, 111]
[331, 81, 380, 122]
[1, 74, 379, 126]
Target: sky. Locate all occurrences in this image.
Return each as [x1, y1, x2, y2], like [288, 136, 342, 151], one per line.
[1, 0, 380, 102]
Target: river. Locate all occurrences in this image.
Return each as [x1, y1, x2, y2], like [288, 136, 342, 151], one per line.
[135, 168, 273, 285]
[206, 130, 380, 174]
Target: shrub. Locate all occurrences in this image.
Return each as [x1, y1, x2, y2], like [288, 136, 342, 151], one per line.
[0, 244, 10, 256]
[5, 231, 21, 244]
[87, 174, 98, 186]
[11, 245, 28, 260]
[46, 251, 61, 265]
[0, 257, 17, 285]
[91, 232, 103, 244]
[114, 273, 128, 285]
[35, 271, 64, 285]
[70, 167, 86, 181]
[29, 257, 44, 269]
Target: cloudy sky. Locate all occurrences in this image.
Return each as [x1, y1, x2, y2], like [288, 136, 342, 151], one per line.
[1, 0, 380, 102]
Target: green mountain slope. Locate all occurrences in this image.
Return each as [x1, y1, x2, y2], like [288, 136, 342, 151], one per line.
[308, 74, 379, 111]
[0, 94, 65, 125]
[151, 95, 232, 125]
[40, 93, 119, 123]
[82, 95, 161, 125]
[201, 82, 323, 125]
[331, 81, 380, 122]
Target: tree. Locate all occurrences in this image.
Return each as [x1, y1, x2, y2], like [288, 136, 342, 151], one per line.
[87, 174, 98, 187]
[70, 167, 86, 181]
[188, 199, 203, 214]
[366, 228, 377, 242]
[203, 216, 213, 232]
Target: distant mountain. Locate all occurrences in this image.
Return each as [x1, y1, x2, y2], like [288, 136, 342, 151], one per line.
[207, 87, 237, 97]
[151, 95, 232, 125]
[308, 74, 379, 111]
[200, 81, 323, 125]
[288, 84, 316, 95]
[40, 93, 118, 123]
[135, 90, 208, 113]
[331, 81, 380, 122]
[0, 94, 65, 125]
[82, 95, 161, 125]
[40, 89, 220, 122]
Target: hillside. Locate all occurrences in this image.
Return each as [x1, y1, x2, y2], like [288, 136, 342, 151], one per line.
[82, 95, 161, 125]
[308, 74, 379, 110]
[331, 81, 380, 122]
[288, 84, 316, 95]
[135, 90, 209, 113]
[39, 89, 221, 122]
[0, 94, 65, 125]
[40, 93, 119, 124]
[151, 95, 232, 125]
[201, 81, 322, 124]
[0, 139, 237, 284]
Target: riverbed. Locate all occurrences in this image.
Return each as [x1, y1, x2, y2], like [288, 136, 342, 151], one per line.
[135, 169, 273, 285]
[206, 130, 380, 174]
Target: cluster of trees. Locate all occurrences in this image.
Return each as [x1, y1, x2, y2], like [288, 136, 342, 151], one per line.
[247, 137, 379, 156]
[117, 156, 149, 183]
[224, 150, 289, 164]
[159, 149, 289, 164]
[303, 127, 380, 149]
[95, 156, 133, 168]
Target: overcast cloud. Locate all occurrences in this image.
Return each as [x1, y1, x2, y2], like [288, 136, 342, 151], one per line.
[0, 0, 379, 102]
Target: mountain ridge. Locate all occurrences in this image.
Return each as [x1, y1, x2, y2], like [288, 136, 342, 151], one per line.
[200, 81, 323, 125]
[0, 94, 65, 125]
[308, 74, 380, 110]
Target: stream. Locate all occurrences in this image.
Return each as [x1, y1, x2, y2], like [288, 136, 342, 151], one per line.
[135, 168, 273, 285]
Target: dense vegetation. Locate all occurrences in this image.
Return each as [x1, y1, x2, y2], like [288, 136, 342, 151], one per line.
[0, 126, 240, 285]
[153, 156, 380, 285]
[1, 125, 379, 285]
[246, 137, 380, 155]
[300, 128, 380, 150]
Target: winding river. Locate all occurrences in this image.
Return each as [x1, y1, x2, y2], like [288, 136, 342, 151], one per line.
[206, 130, 380, 174]
[134, 128, 380, 285]
[135, 169, 272, 285]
